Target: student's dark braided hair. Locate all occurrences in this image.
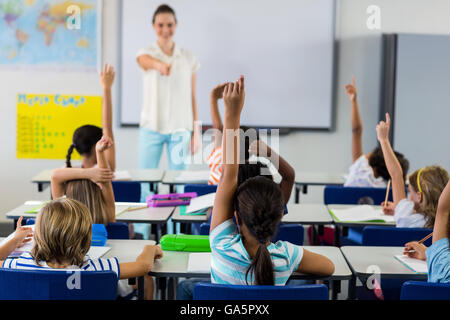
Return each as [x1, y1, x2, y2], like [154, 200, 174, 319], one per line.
[66, 125, 102, 168]
[234, 176, 284, 285]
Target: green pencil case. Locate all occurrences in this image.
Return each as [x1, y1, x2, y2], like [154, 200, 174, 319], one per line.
[160, 234, 211, 252]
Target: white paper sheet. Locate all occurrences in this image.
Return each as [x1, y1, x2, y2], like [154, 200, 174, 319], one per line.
[187, 252, 211, 273]
[394, 255, 428, 273]
[87, 246, 111, 259]
[186, 193, 216, 214]
[174, 170, 210, 182]
[113, 170, 132, 181]
[331, 205, 395, 223]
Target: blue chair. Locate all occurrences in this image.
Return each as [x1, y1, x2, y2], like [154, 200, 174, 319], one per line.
[194, 282, 328, 300]
[400, 281, 450, 300]
[362, 226, 433, 247]
[199, 222, 210, 236]
[0, 269, 118, 300]
[106, 222, 130, 239]
[323, 185, 394, 246]
[112, 181, 141, 202]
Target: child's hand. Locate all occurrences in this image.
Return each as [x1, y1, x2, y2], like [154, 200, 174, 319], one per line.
[249, 140, 271, 158]
[100, 64, 115, 90]
[381, 201, 395, 215]
[158, 62, 171, 76]
[210, 82, 227, 101]
[403, 241, 427, 261]
[87, 167, 114, 185]
[344, 76, 357, 102]
[223, 75, 245, 119]
[376, 113, 391, 142]
[96, 136, 114, 153]
[153, 245, 164, 260]
[12, 217, 33, 247]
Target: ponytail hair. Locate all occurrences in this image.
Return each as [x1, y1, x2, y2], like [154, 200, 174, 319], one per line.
[66, 125, 102, 167]
[235, 176, 284, 285]
[66, 144, 75, 168]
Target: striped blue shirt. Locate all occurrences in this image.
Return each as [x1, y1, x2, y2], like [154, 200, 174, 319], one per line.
[210, 219, 303, 285]
[426, 238, 450, 283]
[2, 251, 120, 279]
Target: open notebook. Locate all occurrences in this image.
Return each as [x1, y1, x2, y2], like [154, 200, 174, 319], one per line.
[186, 193, 216, 214]
[394, 255, 428, 274]
[330, 205, 395, 223]
[175, 170, 210, 182]
[0, 225, 110, 259]
[187, 252, 211, 273]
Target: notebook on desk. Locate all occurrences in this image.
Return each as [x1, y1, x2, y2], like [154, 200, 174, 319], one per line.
[24, 201, 47, 214]
[394, 255, 428, 274]
[187, 252, 211, 273]
[186, 193, 216, 214]
[329, 205, 395, 223]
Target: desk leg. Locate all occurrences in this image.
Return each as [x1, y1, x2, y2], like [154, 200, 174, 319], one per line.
[137, 276, 145, 300]
[170, 185, 175, 194]
[331, 280, 340, 300]
[295, 186, 300, 204]
[158, 277, 167, 300]
[334, 225, 341, 247]
[302, 185, 308, 194]
[348, 275, 356, 300]
[38, 183, 43, 192]
[168, 277, 177, 300]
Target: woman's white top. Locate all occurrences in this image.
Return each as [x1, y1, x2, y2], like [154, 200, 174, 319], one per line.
[137, 43, 200, 134]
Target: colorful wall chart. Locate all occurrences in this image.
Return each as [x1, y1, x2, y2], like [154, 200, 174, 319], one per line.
[17, 93, 102, 159]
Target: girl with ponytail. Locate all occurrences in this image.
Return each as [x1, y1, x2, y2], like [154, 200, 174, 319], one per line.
[209, 76, 334, 286]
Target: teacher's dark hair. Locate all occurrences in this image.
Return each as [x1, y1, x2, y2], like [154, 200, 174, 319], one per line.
[152, 4, 177, 24]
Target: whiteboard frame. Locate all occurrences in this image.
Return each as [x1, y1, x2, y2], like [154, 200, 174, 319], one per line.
[117, 0, 337, 132]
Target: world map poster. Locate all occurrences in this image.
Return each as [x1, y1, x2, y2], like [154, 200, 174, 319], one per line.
[0, 0, 99, 70]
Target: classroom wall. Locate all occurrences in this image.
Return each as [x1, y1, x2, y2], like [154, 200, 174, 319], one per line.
[1, 0, 450, 229]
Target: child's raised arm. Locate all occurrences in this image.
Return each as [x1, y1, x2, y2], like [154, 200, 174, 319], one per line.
[100, 64, 116, 172]
[210, 83, 227, 148]
[249, 140, 295, 203]
[119, 245, 163, 279]
[95, 136, 116, 223]
[376, 113, 406, 206]
[210, 76, 245, 232]
[433, 180, 450, 243]
[344, 76, 363, 162]
[50, 167, 114, 199]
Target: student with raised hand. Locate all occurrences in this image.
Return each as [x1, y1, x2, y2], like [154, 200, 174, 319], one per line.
[0, 198, 163, 298]
[403, 179, 450, 283]
[376, 114, 449, 228]
[51, 136, 116, 224]
[66, 64, 116, 171]
[344, 76, 409, 187]
[0, 217, 33, 260]
[210, 76, 334, 286]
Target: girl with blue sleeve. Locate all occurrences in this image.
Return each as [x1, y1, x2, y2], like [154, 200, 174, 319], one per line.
[404, 179, 450, 283]
[210, 76, 334, 286]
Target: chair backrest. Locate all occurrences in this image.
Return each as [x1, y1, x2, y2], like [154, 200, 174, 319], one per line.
[194, 282, 328, 300]
[199, 222, 303, 245]
[324, 185, 393, 205]
[0, 268, 117, 300]
[184, 184, 217, 196]
[362, 226, 433, 246]
[400, 281, 450, 300]
[272, 223, 304, 245]
[106, 222, 130, 239]
[112, 181, 141, 202]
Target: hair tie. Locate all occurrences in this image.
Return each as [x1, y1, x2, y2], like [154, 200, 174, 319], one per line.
[417, 168, 424, 193]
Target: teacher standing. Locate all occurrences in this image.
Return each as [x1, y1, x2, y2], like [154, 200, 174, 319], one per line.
[136, 4, 200, 171]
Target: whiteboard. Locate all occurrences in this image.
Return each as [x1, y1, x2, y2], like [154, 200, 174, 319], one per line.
[119, 0, 336, 129]
[393, 34, 450, 172]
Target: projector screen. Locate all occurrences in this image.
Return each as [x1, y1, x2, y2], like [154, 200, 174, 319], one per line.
[119, 0, 336, 129]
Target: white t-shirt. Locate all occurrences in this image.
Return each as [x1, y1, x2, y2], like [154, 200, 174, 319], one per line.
[394, 198, 428, 228]
[137, 43, 200, 134]
[344, 155, 387, 188]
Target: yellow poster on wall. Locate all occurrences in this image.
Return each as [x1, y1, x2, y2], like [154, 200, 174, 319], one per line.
[17, 93, 102, 159]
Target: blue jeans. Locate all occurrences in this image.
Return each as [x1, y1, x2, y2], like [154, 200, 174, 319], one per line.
[138, 128, 191, 170]
[137, 129, 191, 238]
